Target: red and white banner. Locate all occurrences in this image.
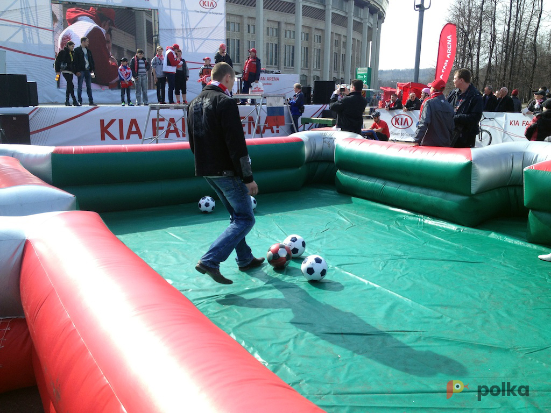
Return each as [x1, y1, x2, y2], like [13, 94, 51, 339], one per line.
[435, 23, 457, 84]
[0, 104, 328, 146]
[378, 109, 531, 147]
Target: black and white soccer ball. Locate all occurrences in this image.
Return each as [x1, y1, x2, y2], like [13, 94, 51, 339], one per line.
[301, 255, 327, 281]
[198, 196, 215, 213]
[283, 234, 306, 257]
[250, 196, 257, 211]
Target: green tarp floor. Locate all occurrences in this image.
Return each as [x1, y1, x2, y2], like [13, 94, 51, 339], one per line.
[101, 185, 551, 412]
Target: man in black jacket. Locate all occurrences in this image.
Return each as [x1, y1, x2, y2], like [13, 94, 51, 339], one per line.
[482, 85, 497, 112]
[329, 79, 367, 134]
[187, 62, 263, 284]
[73, 37, 96, 106]
[447, 68, 483, 148]
[494, 87, 515, 112]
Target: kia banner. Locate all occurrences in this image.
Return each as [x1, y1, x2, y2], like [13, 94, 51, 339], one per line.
[435, 23, 457, 84]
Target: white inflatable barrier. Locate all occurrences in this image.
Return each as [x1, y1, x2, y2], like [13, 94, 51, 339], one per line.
[377, 110, 533, 146]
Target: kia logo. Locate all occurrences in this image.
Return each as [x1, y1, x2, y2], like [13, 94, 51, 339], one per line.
[391, 114, 413, 129]
[199, 0, 217, 9]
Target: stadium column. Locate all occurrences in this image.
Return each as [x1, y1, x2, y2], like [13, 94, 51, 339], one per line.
[323, 0, 332, 80]
[256, 0, 264, 63]
[373, 14, 382, 89]
[361, 8, 370, 69]
[294, 0, 302, 78]
[345, 0, 353, 84]
[369, 13, 380, 90]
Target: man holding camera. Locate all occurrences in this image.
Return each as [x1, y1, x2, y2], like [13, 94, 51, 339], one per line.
[329, 79, 367, 135]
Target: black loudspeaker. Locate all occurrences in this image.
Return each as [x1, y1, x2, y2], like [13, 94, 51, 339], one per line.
[302, 86, 312, 104]
[0, 114, 31, 144]
[0, 74, 29, 107]
[313, 80, 335, 104]
[27, 82, 38, 106]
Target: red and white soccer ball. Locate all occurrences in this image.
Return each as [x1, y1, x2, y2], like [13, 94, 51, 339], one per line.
[267, 243, 292, 269]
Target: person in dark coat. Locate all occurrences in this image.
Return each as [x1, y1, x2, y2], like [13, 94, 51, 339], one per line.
[214, 44, 233, 67]
[73, 36, 96, 105]
[187, 62, 263, 284]
[511, 89, 521, 112]
[385, 93, 403, 110]
[329, 79, 368, 135]
[55, 41, 79, 106]
[413, 79, 454, 147]
[403, 92, 421, 111]
[288, 83, 305, 132]
[482, 86, 497, 112]
[494, 87, 515, 112]
[525, 99, 551, 141]
[447, 68, 483, 148]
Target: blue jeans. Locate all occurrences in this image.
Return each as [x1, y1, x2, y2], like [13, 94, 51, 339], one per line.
[135, 75, 148, 105]
[77, 70, 93, 103]
[200, 176, 255, 269]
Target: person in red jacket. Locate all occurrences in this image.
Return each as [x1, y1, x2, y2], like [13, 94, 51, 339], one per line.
[240, 48, 261, 104]
[163, 44, 182, 104]
[363, 111, 390, 141]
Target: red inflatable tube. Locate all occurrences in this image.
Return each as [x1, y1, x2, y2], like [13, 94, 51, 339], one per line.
[20, 211, 322, 413]
[0, 318, 35, 393]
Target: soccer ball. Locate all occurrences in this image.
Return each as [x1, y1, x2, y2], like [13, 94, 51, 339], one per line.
[250, 196, 257, 210]
[283, 234, 306, 257]
[301, 255, 328, 281]
[198, 196, 215, 213]
[267, 243, 292, 269]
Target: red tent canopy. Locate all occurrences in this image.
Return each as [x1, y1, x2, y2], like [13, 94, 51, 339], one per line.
[379, 87, 396, 108]
[397, 82, 428, 104]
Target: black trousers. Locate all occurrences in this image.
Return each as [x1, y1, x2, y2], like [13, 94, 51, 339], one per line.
[62, 73, 76, 101]
[156, 76, 166, 103]
[121, 87, 131, 103]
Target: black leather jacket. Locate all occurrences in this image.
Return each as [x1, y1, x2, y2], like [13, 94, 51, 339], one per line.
[447, 84, 483, 137]
[187, 84, 253, 182]
[329, 91, 367, 134]
[73, 46, 95, 72]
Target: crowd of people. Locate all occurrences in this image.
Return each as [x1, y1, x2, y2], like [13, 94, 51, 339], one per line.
[360, 69, 551, 146]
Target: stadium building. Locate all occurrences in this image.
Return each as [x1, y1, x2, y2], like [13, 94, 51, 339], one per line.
[225, 0, 388, 89]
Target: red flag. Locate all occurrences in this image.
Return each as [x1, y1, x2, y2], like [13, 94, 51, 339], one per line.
[435, 23, 457, 83]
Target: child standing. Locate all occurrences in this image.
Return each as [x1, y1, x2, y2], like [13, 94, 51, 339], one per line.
[199, 57, 213, 89]
[118, 58, 134, 106]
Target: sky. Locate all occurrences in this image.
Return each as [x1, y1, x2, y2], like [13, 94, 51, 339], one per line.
[379, 0, 452, 71]
[379, 0, 551, 71]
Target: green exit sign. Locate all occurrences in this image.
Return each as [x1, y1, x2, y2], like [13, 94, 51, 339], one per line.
[356, 67, 371, 88]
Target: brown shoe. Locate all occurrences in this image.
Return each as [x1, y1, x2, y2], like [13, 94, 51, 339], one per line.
[239, 257, 265, 271]
[195, 262, 233, 284]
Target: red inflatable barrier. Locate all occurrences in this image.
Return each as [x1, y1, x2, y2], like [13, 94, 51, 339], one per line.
[20, 211, 322, 412]
[0, 318, 35, 393]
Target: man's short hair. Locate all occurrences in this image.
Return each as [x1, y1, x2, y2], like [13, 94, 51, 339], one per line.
[351, 79, 363, 92]
[454, 68, 471, 84]
[372, 111, 380, 118]
[80, 37, 88, 44]
[66, 41, 74, 47]
[137, 49, 144, 54]
[211, 62, 235, 81]
[485, 85, 493, 92]
[294, 83, 302, 90]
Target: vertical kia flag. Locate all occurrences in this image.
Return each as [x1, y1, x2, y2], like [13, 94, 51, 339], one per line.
[435, 23, 457, 83]
[265, 96, 286, 127]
